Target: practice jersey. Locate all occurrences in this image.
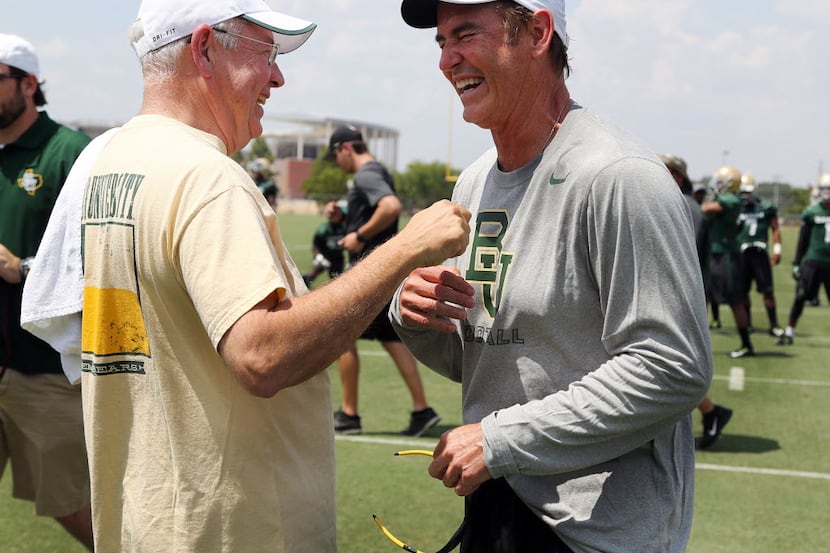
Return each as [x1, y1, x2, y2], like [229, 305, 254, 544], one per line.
[345, 160, 398, 262]
[312, 219, 346, 273]
[707, 192, 743, 255]
[737, 196, 777, 251]
[799, 203, 830, 264]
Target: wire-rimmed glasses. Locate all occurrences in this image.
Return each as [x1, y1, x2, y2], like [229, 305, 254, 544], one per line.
[213, 28, 280, 66]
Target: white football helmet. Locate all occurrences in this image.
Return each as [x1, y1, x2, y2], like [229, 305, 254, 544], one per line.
[739, 173, 756, 195]
[711, 166, 742, 195]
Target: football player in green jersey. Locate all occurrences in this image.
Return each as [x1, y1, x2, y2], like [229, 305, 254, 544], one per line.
[701, 166, 755, 358]
[777, 173, 830, 345]
[661, 154, 733, 450]
[737, 173, 784, 336]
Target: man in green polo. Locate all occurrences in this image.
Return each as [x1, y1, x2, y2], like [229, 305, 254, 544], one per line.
[0, 33, 93, 550]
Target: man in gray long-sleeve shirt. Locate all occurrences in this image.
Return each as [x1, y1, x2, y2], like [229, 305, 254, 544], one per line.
[391, 1, 713, 552]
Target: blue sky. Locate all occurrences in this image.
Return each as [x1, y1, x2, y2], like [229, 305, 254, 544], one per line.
[7, 0, 829, 187]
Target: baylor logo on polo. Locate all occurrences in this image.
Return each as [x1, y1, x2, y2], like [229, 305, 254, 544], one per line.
[18, 169, 43, 196]
[465, 210, 514, 318]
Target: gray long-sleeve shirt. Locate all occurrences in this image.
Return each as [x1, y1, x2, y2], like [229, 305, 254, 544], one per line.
[391, 107, 712, 553]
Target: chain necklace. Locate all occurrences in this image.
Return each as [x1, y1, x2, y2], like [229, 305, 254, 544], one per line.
[538, 98, 575, 156]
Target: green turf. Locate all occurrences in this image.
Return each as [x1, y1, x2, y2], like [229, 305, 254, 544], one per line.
[2, 215, 828, 552]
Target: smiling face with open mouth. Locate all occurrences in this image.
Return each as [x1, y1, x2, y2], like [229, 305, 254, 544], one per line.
[435, 3, 533, 133]
[211, 21, 285, 153]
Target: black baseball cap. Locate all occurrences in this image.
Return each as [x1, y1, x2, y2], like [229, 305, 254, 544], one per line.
[324, 125, 363, 161]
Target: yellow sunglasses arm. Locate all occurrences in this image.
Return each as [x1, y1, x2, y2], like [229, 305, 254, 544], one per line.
[373, 514, 425, 553]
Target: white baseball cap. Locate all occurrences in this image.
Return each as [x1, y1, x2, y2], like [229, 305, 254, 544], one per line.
[401, 0, 568, 47]
[0, 33, 40, 77]
[133, 0, 317, 57]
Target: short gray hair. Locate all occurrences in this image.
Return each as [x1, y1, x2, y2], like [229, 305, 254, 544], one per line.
[129, 17, 245, 80]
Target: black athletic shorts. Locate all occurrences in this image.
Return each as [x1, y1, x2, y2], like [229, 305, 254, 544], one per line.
[709, 251, 747, 306]
[360, 301, 402, 342]
[796, 260, 830, 303]
[741, 247, 774, 295]
[461, 478, 574, 553]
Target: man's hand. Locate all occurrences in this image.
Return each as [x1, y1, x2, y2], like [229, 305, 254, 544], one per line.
[338, 232, 365, 254]
[429, 423, 491, 496]
[395, 200, 471, 267]
[771, 252, 781, 266]
[0, 244, 22, 284]
[399, 267, 474, 333]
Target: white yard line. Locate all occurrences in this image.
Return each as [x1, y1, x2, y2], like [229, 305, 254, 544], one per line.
[694, 463, 830, 481]
[713, 373, 830, 387]
[335, 435, 830, 481]
[727, 367, 745, 391]
[361, 354, 830, 388]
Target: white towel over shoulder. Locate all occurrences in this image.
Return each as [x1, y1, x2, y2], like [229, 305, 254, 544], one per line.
[21, 128, 120, 384]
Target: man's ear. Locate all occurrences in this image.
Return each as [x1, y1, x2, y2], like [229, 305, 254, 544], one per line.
[19, 73, 39, 99]
[529, 10, 554, 58]
[190, 24, 217, 77]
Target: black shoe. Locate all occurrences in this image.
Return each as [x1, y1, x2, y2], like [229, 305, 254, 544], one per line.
[400, 407, 441, 437]
[775, 334, 793, 346]
[710, 320, 722, 329]
[699, 405, 733, 450]
[769, 327, 784, 337]
[729, 346, 754, 359]
[334, 409, 362, 435]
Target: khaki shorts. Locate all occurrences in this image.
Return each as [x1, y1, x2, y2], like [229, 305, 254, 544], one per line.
[0, 369, 90, 517]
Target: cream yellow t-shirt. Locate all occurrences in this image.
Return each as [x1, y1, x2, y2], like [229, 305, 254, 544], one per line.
[81, 115, 335, 552]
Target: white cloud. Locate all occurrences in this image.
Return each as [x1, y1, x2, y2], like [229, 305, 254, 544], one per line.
[567, 0, 828, 185]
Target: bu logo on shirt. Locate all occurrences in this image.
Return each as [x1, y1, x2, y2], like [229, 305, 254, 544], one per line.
[18, 168, 43, 196]
[465, 210, 514, 319]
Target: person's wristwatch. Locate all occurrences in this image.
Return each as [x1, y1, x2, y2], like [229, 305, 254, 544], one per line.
[355, 231, 368, 244]
[18, 256, 35, 282]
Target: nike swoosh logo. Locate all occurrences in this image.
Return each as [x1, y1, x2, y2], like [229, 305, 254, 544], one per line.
[549, 175, 567, 185]
[707, 420, 718, 437]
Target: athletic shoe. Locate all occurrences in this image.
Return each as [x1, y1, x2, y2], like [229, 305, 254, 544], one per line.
[334, 409, 362, 435]
[698, 405, 733, 450]
[775, 334, 794, 346]
[729, 346, 754, 359]
[400, 407, 441, 438]
[769, 327, 784, 337]
[709, 320, 722, 329]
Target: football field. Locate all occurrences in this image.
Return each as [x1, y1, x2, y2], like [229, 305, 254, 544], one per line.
[1, 213, 827, 552]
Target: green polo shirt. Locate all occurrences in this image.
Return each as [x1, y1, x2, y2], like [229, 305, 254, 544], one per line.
[1, 111, 90, 374]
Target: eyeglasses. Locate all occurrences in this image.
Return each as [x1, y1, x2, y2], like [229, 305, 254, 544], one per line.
[373, 449, 465, 553]
[213, 28, 280, 66]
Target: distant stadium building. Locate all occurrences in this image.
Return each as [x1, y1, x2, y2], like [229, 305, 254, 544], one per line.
[260, 115, 399, 200]
[66, 116, 400, 204]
